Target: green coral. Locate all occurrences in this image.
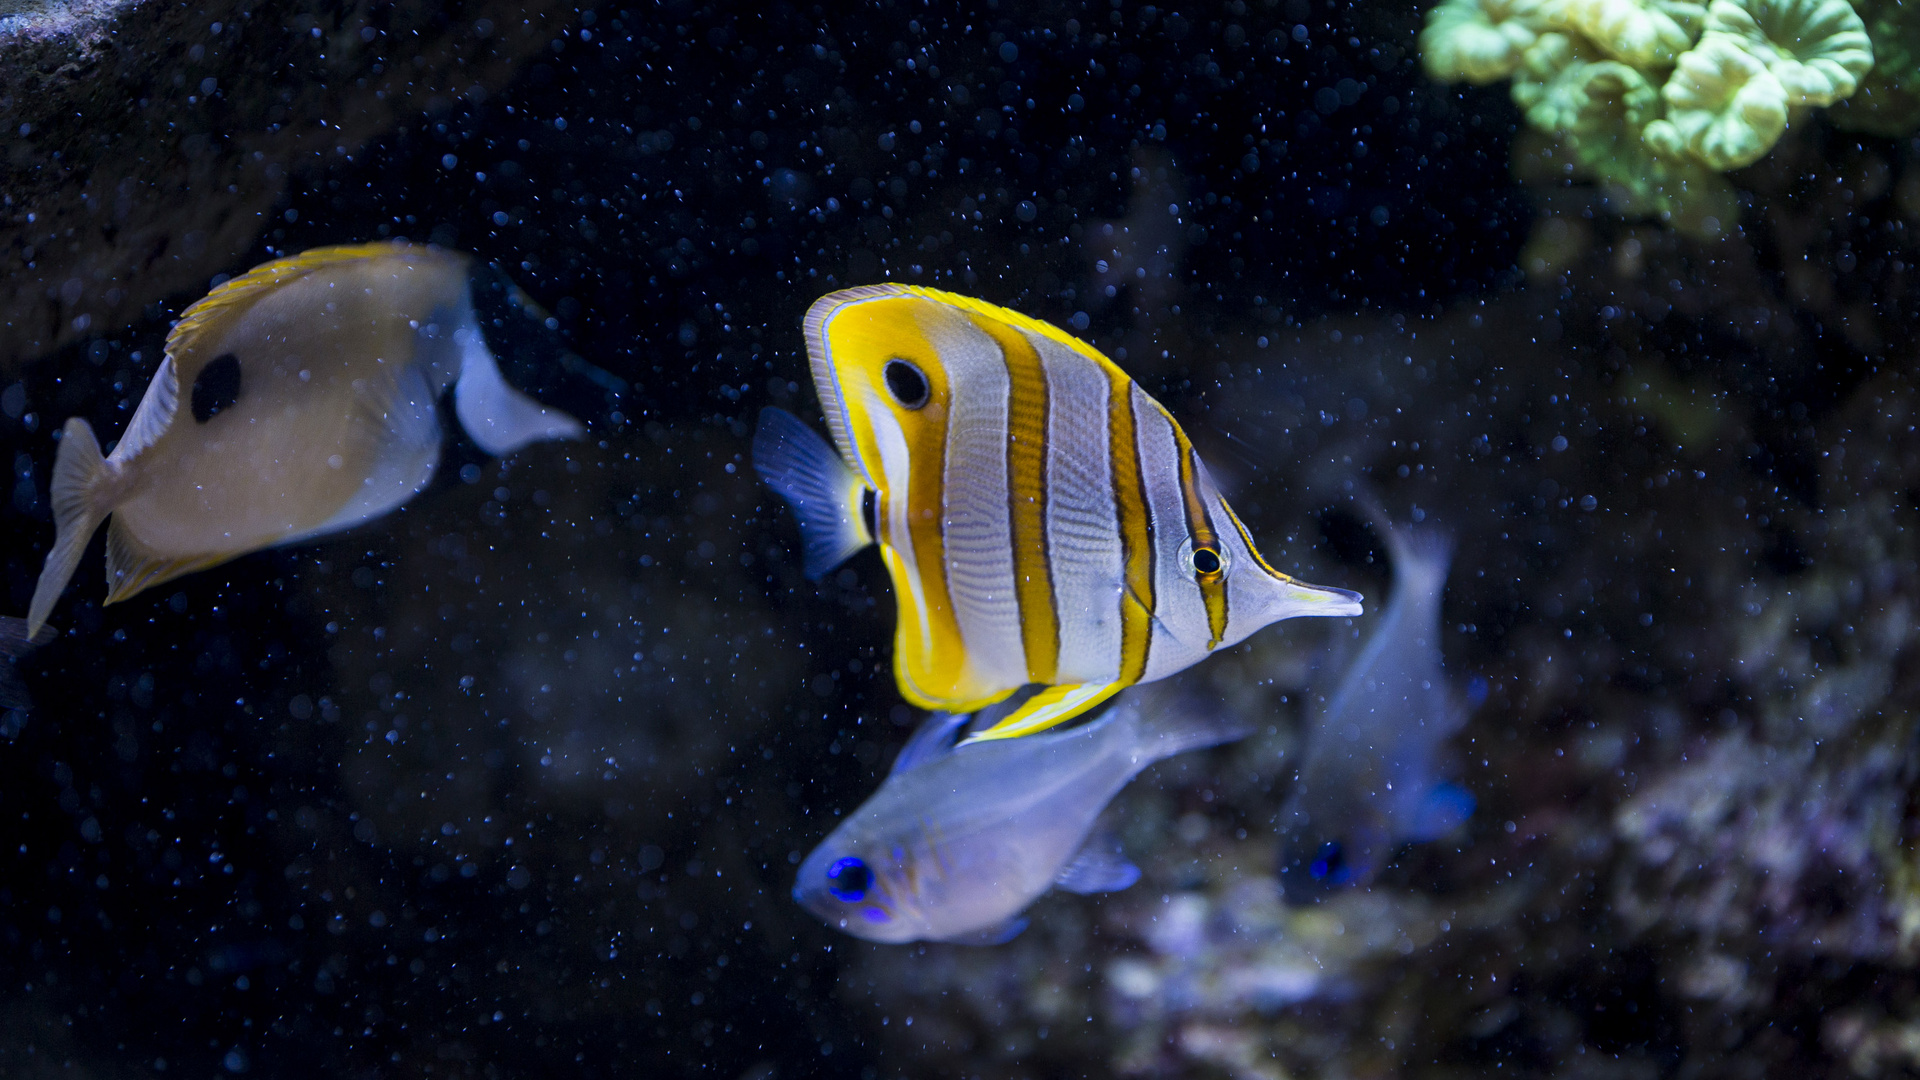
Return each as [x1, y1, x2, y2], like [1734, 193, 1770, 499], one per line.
[1648, 34, 1790, 169]
[1828, 0, 1920, 135]
[1419, 0, 1899, 232]
[1421, 0, 1556, 83]
[1705, 0, 1874, 105]
[1557, 0, 1700, 65]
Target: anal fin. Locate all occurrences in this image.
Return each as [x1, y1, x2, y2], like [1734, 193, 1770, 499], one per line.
[1055, 836, 1140, 895]
[103, 521, 231, 606]
[960, 681, 1124, 744]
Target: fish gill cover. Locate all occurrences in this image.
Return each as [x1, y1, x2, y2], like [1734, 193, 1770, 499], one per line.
[0, 1, 1917, 1078]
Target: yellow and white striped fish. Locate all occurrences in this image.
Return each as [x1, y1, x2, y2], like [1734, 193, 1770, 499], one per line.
[754, 284, 1361, 742]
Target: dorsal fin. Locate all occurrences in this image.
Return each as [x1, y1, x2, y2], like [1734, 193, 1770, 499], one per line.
[165, 242, 439, 359]
[887, 711, 971, 776]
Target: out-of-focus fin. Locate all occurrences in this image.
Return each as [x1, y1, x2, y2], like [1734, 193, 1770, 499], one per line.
[28, 418, 116, 638]
[752, 406, 872, 580]
[887, 711, 970, 777]
[1055, 837, 1141, 894]
[960, 681, 1123, 744]
[939, 917, 1028, 946]
[305, 362, 442, 538]
[1128, 687, 1256, 764]
[453, 329, 586, 456]
[1403, 781, 1476, 842]
[1349, 487, 1453, 594]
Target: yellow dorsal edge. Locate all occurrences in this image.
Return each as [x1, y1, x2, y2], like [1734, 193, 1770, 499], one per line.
[882, 284, 1133, 382]
[165, 241, 443, 357]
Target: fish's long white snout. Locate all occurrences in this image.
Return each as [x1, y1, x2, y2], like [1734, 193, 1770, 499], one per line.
[1258, 577, 1364, 623]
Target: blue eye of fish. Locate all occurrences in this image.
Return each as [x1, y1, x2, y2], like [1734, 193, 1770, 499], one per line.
[826, 857, 872, 902]
[883, 358, 930, 409]
[1309, 841, 1350, 884]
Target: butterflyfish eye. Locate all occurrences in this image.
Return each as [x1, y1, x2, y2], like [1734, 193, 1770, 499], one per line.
[826, 857, 872, 902]
[191, 352, 243, 423]
[882, 359, 930, 409]
[1191, 545, 1222, 576]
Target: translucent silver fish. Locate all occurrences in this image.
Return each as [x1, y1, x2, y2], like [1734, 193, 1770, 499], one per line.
[794, 691, 1249, 944]
[1277, 511, 1475, 901]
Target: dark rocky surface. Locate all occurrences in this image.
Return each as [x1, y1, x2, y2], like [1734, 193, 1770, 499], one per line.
[0, 0, 570, 364]
[2, 1, 1917, 1078]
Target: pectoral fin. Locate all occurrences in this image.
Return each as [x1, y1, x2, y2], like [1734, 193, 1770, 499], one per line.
[752, 407, 872, 580]
[938, 917, 1028, 946]
[1055, 837, 1141, 895]
[959, 682, 1124, 744]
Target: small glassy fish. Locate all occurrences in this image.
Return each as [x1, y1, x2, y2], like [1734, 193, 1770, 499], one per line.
[24, 242, 588, 637]
[794, 691, 1250, 944]
[755, 284, 1361, 743]
[1277, 512, 1474, 901]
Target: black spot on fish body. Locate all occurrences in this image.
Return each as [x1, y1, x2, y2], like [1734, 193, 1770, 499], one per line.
[883, 358, 929, 409]
[191, 353, 242, 423]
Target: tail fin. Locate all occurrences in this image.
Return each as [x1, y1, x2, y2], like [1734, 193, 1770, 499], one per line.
[752, 407, 872, 580]
[1125, 685, 1256, 765]
[0, 615, 51, 712]
[27, 418, 114, 638]
[453, 329, 587, 456]
[1349, 488, 1453, 596]
[1380, 520, 1453, 596]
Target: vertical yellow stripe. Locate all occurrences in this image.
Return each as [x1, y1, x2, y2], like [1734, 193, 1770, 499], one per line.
[1111, 375, 1154, 685]
[821, 295, 976, 708]
[974, 319, 1059, 684]
[1173, 436, 1230, 650]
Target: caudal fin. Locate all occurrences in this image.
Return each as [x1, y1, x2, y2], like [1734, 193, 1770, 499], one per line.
[453, 330, 587, 456]
[752, 407, 872, 580]
[27, 418, 114, 638]
[1350, 488, 1453, 595]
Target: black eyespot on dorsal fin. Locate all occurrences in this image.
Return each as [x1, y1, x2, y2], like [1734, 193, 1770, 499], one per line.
[191, 353, 242, 423]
